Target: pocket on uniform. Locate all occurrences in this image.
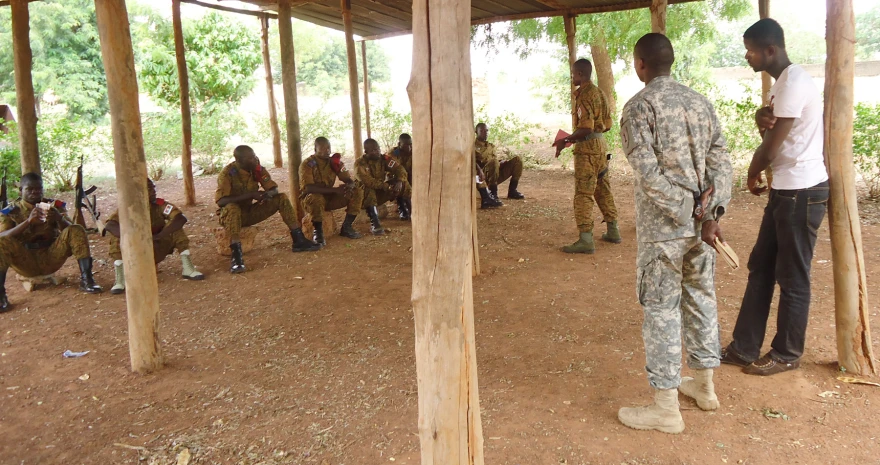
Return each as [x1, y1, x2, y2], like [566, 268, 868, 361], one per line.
[806, 194, 828, 233]
[637, 254, 665, 307]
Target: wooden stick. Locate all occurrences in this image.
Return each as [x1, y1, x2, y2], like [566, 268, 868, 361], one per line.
[361, 41, 371, 140]
[824, 0, 877, 375]
[563, 15, 577, 130]
[179, 0, 276, 19]
[650, 0, 667, 34]
[261, 16, 283, 169]
[10, 0, 40, 175]
[172, 0, 196, 206]
[341, 0, 363, 158]
[94, 0, 163, 373]
[277, 0, 305, 221]
[408, 0, 485, 462]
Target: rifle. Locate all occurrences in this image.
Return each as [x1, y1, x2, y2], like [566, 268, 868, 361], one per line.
[0, 166, 7, 209]
[74, 153, 104, 234]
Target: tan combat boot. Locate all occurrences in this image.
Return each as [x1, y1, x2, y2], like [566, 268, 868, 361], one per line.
[618, 388, 685, 434]
[679, 368, 719, 410]
[180, 250, 205, 281]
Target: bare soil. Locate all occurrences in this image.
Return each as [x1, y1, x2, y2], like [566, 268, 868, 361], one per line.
[1, 166, 880, 465]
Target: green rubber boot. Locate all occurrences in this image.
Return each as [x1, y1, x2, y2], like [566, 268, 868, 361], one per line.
[602, 220, 622, 244]
[562, 232, 595, 254]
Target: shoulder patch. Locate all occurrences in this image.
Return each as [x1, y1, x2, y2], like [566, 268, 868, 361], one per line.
[0, 205, 13, 216]
[229, 167, 238, 177]
[155, 198, 166, 206]
[387, 158, 397, 169]
[307, 159, 318, 168]
[163, 204, 173, 216]
[53, 199, 66, 209]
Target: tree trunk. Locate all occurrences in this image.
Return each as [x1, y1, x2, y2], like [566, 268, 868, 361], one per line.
[824, 0, 877, 376]
[650, 0, 667, 34]
[172, 0, 196, 206]
[342, 0, 363, 158]
[261, 16, 283, 169]
[590, 31, 616, 117]
[11, 0, 40, 175]
[277, 0, 305, 221]
[408, 0, 485, 462]
[94, 0, 163, 373]
[362, 41, 372, 139]
[564, 15, 577, 130]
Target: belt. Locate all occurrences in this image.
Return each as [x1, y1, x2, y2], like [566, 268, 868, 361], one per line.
[573, 132, 604, 144]
[771, 180, 829, 197]
[24, 240, 53, 250]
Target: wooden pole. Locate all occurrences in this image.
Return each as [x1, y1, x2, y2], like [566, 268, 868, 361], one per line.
[408, 0, 484, 462]
[172, 0, 196, 206]
[361, 41, 372, 139]
[94, 0, 163, 373]
[261, 16, 283, 169]
[759, 0, 772, 106]
[342, 0, 363, 157]
[10, 0, 39, 175]
[825, 0, 877, 376]
[563, 15, 577, 130]
[650, 0, 667, 34]
[277, 0, 305, 221]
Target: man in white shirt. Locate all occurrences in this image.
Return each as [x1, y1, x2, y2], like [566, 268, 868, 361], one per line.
[722, 18, 829, 376]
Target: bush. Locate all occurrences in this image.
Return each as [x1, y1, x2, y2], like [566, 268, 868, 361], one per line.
[854, 103, 880, 198]
[370, 97, 412, 153]
[141, 112, 183, 181]
[38, 114, 100, 191]
[251, 106, 350, 159]
[474, 105, 548, 168]
[0, 120, 23, 201]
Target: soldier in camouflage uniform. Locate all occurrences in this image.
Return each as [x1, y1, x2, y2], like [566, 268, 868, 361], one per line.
[386, 133, 413, 219]
[104, 179, 204, 294]
[474, 123, 525, 205]
[216, 145, 320, 274]
[552, 58, 620, 254]
[0, 172, 102, 311]
[300, 137, 365, 246]
[356, 138, 410, 234]
[616, 34, 732, 434]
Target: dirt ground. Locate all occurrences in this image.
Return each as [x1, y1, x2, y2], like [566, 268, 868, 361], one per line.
[2, 164, 880, 465]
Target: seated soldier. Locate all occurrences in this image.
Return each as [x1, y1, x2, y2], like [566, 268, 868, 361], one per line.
[217, 145, 319, 274]
[475, 122, 525, 202]
[355, 138, 412, 234]
[104, 178, 204, 294]
[386, 133, 413, 220]
[0, 172, 101, 311]
[475, 163, 503, 209]
[300, 137, 365, 246]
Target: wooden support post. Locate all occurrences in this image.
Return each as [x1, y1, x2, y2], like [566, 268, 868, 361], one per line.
[650, 0, 667, 35]
[261, 16, 283, 169]
[563, 15, 577, 130]
[94, 0, 163, 373]
[759, 0, 772, 105]
[277, 0, 304, 220]
[10, 0, 39, 175]
[172, 0, 196, 206]
[342, 0, 363, 157]
[825, 0, 877, 376]
[408, 0, 485, 462]
[361, 41, 372, 139]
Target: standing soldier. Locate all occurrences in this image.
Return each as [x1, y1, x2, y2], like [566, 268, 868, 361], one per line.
[104, 178, 204, 294]
[355, 138, 410, 235]
[616, 34, 732, 434]
[553, 58, 621, 254]
[387, 133, 413, 220]
[0, 172, 102, 311]
[216, 145, 320, 274]
[300, 137, 365, 246]
[474, 122, 525, 202]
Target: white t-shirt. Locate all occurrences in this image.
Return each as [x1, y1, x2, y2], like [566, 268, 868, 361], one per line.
[768, 64, 828, 190]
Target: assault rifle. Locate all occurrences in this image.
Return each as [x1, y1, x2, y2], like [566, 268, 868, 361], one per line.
[0, 166, 7, 209]
[74, 153, 104, 234]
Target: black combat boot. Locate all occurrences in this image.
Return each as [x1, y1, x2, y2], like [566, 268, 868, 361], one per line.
[507, 179, 525, 199]
[397, 197, 411, 221]
[490, 185, 499, 200]
[312, 221, 326, 246]
[229, 242, 246, 274]
[0, 269, 10, 313]
[290, 228, 321, 252]
[339, 214, 363, 239]
[77, 258, 103, 293]
[366, 206, 385, 235]
[478, 187, 503, 209]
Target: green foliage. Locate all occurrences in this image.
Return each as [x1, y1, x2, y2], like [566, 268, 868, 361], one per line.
[709, 20, 826, 68]
[0, 0, 108, 122]
[37, 113, 101, 191]
[192, 108, 239, 174]
[0, 121, 23, 195]
[708, 87, 761, 178]
[857, 6, 880, 59]
[370, 98, 412, 153]
[141, 112, 183, 181]
[474, 105, 548, 168]
[854, 103, 880, 198]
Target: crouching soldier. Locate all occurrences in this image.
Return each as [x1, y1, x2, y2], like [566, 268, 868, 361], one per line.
[0, 172, 101, 311]
[355, 138, 411, 234]
[300, 137, 365, 246]
[104, 178, 204, 294]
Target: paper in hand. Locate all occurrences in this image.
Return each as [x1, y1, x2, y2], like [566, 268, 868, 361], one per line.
[714, 237, 740, 270]
[553, 129, 572, 149]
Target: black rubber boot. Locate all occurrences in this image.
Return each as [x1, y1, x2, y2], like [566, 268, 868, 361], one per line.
[479, 187, 503, 209]
[340, 214, 363, 239]
[366, 207, 385, 235]
[312, 221, 326, 246]
[0, 269, 10, 313]
[290, 228, 321, 252]
[490, 185, 499, 200]
[507, 179, 525, 199]
[404, 199, 412, 219]
[229, 242, 246, 274]
[77, 258, 103, 293]
[397, 197, 411, 221]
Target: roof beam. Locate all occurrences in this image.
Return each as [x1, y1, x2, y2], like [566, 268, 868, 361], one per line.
[181, 0, 277, 18]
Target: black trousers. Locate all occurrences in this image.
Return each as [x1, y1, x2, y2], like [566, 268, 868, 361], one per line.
[729, 180, 829, 362]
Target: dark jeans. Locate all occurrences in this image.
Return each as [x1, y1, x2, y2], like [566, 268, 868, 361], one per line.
[729, 180, 829, 362]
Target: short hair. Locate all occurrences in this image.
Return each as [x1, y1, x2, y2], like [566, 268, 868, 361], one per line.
[20, 172, 42, 185]
[744, 18, 785, 48]
[314, 136, 330, 145]
[233, 145, 254, 160]
[475, 123, 487, 131]
[634, 33, 675, 71]
[573, 58, 593, 77]
[363, 138, 378, 148]
[398, 133, 412, 141]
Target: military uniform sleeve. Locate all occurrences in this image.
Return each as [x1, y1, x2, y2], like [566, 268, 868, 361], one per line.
[299, 158, 316, 189]
[702, 102, 733, 222]
[357, 160, 388, 191]
[336, 161, 355, 184]
[620, 100, 692, 226]
[215, 167, 233, 202]
[257, 165, 279, 191]
[386, 157, 408, 181]
[577, 91, 595, 131]
[0, 214, 15, 232]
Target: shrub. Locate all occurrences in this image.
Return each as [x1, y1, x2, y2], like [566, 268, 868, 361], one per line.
[0, 120, 22, 201]
[141, 112, 182, 181]
[370, 97, 412, 153]
[474, 105, 549, 168]
[705, 85, 762, 181]
[38, 114, 99, 191]
[854, 102, 880, 198]
[191, 108, 240, 175]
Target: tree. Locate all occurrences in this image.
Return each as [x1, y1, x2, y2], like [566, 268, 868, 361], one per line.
[856, 6, 880, 59]
[0, 0, 108, 122]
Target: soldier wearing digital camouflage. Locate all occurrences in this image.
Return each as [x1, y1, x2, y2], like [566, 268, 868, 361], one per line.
[616, 34, 732, 435]
[386, 133, 413, 219]
[216, 145, 320, 274]
[355, 138, 411, 234]
[553, 58, 620, 254]
[0, 172, 102, 312]
[300, 137, 365, 246]
[474, 123, 524, 207]
[104, 179, 204, 294]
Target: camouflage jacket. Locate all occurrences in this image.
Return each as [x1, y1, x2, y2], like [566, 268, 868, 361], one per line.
[215, 161, 278, 207]
[0, 198, 71, 243]
[355, 155, 407, 191]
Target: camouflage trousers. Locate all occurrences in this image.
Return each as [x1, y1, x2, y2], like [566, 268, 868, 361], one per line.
[219, 193, 299, 237]
[363, 180, 411, 208]
[637, 236, 721, 390]
[480, 156, 523, 188]
[574, 142, 617, 233]
[109, 229, 190, 264]
[302, 184, 364, 219]
[0, 225, 91, 277]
